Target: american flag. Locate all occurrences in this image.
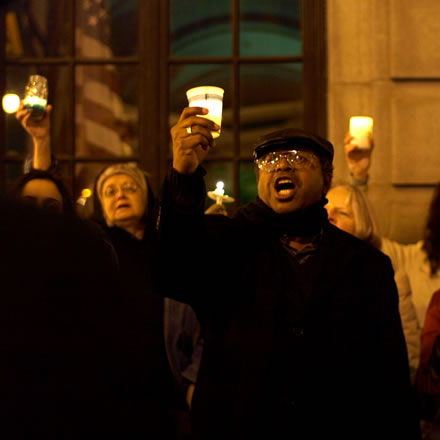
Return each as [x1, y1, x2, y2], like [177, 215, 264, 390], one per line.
[75, 0, 134, 157]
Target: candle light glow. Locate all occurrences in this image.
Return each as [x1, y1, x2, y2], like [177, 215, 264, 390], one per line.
[186, 86, 224, 138]
[81, 188, 93, 198]
[349, 116, 373, 149]
[213, 181, 225, 196]
[2, 93, 20, 113]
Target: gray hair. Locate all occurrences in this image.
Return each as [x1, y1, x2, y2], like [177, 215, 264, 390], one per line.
[333, 184, 378, 241]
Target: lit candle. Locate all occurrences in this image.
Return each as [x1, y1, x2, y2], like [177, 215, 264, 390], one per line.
[2, 93, 20, 114]
[186, 86, 224, 138]
[81, 188, 93, 199]
[23, 75, 48, 120]
[23, 95, 47, 110]
[207, 180, 235, 206]
[349, 116, 373, 149]
[213, 181, 225, 197]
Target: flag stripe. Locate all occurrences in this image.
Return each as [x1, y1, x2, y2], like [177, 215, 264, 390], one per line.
[75, 0, 134, 160]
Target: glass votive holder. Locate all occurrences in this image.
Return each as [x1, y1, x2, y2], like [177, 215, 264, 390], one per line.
[186, 86, 224, 138]
[349, 116, 373, 149]
[23, 75, 48, 120]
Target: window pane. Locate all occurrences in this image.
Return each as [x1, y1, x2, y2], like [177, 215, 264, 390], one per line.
[239, 161, 258, 205]
[240, 0, 302, 56]
[75, 65, 139, 158]
[76, 0, 138, 58]
[170, 0, 232, 57]
[55, 162, 73, 190]
[6, 108, 28, 157]
[240, 63, 303, 156]
[202, 161, 233, 210]
[5, 65, 71, 156]
[6, 0, 71, 58]
[169, 64, 232, 158]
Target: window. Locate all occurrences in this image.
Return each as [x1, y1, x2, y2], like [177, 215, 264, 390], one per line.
[166, 0, 326, 207]
[0, 0, 326, 213]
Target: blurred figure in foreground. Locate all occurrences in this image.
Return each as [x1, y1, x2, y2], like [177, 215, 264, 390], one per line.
[16, 103, 203, 438]
[416, 289, 440, 439]
[0, 195, 127, 438]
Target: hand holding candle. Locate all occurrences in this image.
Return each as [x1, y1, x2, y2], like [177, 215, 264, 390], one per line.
[349, 116, 373, 150]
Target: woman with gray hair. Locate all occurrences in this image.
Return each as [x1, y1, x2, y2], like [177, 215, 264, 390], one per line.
[92, 161, 202, 438]
[325, 183, 379, 244]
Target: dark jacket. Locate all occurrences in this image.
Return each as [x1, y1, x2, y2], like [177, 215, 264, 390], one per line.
[101, 224, 201, 399]
[0, 197, 127, 438]
[157, 167, 420, 440]
[92, 166, 203, 396]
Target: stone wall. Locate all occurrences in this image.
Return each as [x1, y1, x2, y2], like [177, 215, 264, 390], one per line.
[327, 0, 439, 244]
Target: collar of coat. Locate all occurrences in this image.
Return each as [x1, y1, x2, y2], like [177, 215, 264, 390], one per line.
[233, 196, 329, 239]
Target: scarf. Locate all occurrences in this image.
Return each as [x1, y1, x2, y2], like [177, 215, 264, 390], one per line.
[233, 196, 329, 239]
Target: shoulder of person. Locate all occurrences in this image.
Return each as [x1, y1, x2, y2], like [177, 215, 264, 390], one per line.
[80, 219, 120, 271]
[325, 222, 392, 264]
[428, 289, 440, 309]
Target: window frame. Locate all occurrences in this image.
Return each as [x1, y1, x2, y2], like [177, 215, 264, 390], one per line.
[159, 0, 327, 204]
[0, 0, 326, 202]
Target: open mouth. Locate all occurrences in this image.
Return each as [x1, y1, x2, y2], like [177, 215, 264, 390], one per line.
[275, 177, 296, 198]
[116, 203, 131, 210]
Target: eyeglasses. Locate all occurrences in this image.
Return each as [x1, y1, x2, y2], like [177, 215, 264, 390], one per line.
[255, 150, 318, 173]
[103, 182, 138, 198]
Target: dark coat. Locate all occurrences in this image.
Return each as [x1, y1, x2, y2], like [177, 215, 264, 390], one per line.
[92, 165, 203, 399]
[0, 197, 128, 438]
[158, 169, 420, 440]
[91, 166, 203, 438]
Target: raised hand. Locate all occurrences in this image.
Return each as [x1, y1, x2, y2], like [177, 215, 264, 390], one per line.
[171, 107, 218, 174]
[16, 101, 52, 170]
[344, 132, 374, 181]
[16, 101, 52, 141]
[205, 203, 228, 216]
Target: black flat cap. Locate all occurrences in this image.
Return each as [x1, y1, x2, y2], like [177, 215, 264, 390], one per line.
[253, 128, 334, 162]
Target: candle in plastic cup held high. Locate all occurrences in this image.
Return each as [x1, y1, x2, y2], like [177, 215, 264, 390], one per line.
[23, 75, 48, 121]
[186, 86, 224, 138]
[349, 116, 373, 149]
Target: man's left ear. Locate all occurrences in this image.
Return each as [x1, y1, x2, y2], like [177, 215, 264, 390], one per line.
[322, 171, 332, 195]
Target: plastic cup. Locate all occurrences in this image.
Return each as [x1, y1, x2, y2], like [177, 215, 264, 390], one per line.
[23, 75, 48, 120]
[349, 116, 373, 149]
[186, 86, 224, 138]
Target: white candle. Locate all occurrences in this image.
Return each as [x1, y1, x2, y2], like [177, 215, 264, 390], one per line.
[186, 86, 224, 138]
[213, 181, 225, 196]
[23, 95, 47, 108]
[349, 116, 373, 149]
